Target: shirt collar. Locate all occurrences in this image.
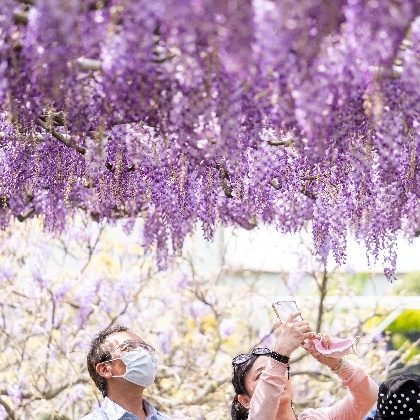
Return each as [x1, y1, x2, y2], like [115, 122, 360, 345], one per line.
[143, 399, 158, 419]
[101, 397, 128, 420]
[101, 397, 159, 420]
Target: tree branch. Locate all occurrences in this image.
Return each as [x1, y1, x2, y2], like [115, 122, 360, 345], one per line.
[315, 266, 328, 333]
[80, 224, 105, 274]
[267, 139, 293, 146]
[77, 57, 102, 72]
[39, 113, 66, 127]
[300, 184, 317, 200]
[16, 206, 35, 222]
[0, 379, 89, 401]
[37, 119, 86, 156]
[13, 11, 28, 25]
[0, 395, 15, 420]
[216, 163, 233, 198]
[189, 376, 230, 405]
[269, 179, 281, 190]
[292, 369, 333, 382]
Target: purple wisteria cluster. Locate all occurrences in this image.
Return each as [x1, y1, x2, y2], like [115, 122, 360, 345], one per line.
[1, 0, 420, 277]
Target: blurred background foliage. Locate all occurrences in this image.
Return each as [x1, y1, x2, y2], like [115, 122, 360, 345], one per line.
[389, 272, 420, 295]
[0, 216, 418, 419]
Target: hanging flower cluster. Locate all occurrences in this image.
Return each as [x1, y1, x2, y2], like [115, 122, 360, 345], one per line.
[1, 0, 420, 277]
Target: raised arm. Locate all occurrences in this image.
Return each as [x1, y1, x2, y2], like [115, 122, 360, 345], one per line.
[300, 360, 378, 420]
[248, 313, 316, 420]
[248, 358, 289, 420]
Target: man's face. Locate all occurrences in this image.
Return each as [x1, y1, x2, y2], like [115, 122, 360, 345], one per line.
[103, 331, 147, 376]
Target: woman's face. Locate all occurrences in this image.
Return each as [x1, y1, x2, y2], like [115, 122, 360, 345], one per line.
[238, 356, 293, 410]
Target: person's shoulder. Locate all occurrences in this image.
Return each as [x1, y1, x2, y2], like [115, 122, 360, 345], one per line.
[143, 398, 172, 420]
[79, 408, 107, 420]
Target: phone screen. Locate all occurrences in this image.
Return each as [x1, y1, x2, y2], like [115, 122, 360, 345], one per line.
[272, 300, 303, 323]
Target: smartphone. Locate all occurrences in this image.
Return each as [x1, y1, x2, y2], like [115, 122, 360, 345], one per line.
[272, 300, 303, 323]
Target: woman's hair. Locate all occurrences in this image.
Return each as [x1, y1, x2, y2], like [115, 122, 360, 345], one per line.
[231, 354, 259, 420]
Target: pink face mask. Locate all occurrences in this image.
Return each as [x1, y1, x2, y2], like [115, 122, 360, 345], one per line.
[302, 336, 362, 358]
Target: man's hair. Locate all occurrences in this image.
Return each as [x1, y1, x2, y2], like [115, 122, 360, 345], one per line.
[87, 324, 129, 397]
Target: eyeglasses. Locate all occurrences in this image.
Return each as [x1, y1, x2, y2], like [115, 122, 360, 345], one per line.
[103, 340, 155, 362]
[232, 348, 273, 366]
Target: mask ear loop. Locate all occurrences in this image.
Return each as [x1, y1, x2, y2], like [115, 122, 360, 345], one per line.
[104, 356, 125, 378]
[352, 336, 372, 358]
[351, 336, 361, 358]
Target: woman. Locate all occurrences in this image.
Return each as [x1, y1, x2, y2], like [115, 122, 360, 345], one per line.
[366, 373, 420, 419]
[231, 312, 378, 420]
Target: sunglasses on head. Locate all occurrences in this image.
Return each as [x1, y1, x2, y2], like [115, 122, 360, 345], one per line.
[232, 348, 273, 366]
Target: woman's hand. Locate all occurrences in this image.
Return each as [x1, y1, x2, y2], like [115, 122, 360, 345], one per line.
[307, 333, 342, 370]
[272, 312, 317, 357]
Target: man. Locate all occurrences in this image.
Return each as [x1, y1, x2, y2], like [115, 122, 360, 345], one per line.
[82, 325, 172, 420]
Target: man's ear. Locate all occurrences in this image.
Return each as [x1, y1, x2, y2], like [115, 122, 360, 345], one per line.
[96, 362, 112, 379]
[237, 394, 251, 410]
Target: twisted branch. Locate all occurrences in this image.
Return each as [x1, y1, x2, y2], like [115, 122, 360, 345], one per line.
[37, 119, 86, 155]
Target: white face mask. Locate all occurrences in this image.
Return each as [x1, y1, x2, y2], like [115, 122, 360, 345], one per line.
[111, 347, 157, 387]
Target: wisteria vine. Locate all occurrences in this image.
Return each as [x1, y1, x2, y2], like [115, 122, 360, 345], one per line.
[1, 0, 420, 277]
